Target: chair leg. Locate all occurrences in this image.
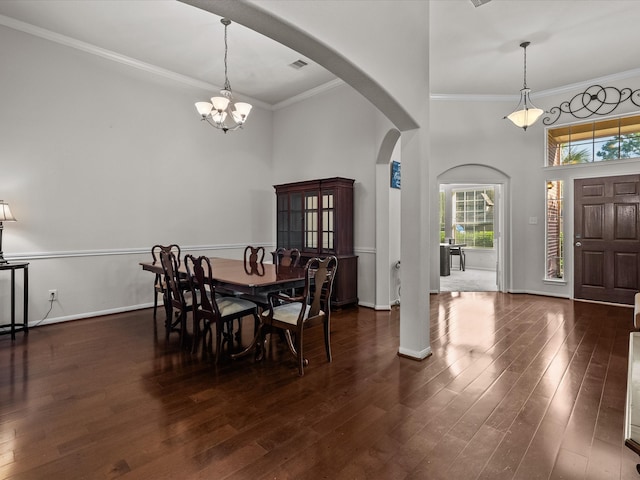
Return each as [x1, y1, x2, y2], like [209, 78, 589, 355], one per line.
[163, 296, 172, 340]
[199, 320, 211, 358]
[179, 311, 188, 349]
[324, 316, 332, 363]
[283, 330, 297, 358]
[191, 316, 200, 355]
[296, 327, 305, 376]
[214, 321, 224, 364]
[153, 289, 158, 319]
[165, 308, 173, 341]
[252, 313, 264, 361]
[235, 318, 243, 342]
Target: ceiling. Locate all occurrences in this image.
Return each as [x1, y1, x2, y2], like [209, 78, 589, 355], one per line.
[1, 0, 639, 107]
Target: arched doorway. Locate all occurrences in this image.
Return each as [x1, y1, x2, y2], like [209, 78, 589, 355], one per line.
[436, 164, 511, 293]
[375, 129, 401, 309]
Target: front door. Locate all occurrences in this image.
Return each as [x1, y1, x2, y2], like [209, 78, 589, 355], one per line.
[574, 174, 640, 305]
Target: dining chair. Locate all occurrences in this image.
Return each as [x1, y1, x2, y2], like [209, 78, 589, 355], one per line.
[243, 245, 265, 276]
[274, 247, 301, 268]
[184, 255, 261, 362]
[159, 248, 194, 348]
[450, 246, 465, 271]
[273, 247, 302, 297]
[261, 256, 338, 376]
[244, 245, 265, 264]
[151, 244, 181, 320]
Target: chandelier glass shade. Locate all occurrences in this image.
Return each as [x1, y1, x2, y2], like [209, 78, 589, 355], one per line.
[505, 41, 543, 131]
[195, 18, 252, 133]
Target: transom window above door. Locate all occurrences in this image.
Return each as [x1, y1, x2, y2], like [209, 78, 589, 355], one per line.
[546, 113, 640, 166]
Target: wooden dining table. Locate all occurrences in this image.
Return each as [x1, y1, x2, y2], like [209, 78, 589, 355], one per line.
[140, 256, 307, 359]
[140, 256, 307, 298]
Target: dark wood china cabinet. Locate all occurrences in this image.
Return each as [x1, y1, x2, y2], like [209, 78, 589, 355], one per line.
[274, 177, 358, 307]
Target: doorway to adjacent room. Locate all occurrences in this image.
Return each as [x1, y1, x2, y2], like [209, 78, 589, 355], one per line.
[439, 183, 499, 292]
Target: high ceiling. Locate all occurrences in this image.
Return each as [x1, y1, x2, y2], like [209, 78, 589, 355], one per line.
[0, 0, 639, 107]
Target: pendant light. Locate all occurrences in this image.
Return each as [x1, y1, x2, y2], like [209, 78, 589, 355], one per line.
[505, 41, 544, 131]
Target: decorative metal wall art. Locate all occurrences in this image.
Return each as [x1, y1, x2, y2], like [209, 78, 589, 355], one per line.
[543, 85, 640, 126]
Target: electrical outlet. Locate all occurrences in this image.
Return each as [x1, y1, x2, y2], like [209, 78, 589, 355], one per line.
[48, 289, 58, 301]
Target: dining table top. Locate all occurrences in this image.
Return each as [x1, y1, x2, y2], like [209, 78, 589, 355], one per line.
[140, 256, 307, 294]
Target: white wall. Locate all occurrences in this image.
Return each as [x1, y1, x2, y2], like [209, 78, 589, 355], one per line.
[430, 75, 640, 298]
[272, 83, 390, 307]
[0, 25, 274, 325]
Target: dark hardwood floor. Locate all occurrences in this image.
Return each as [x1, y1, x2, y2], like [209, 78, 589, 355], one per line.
[1, 292, 639, 479]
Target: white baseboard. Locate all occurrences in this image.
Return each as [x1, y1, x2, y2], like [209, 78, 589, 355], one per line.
[398, 345, 432, 360]
[29, 302, 153, 328]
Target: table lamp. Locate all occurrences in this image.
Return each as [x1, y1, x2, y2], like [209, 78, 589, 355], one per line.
[0, 200, 17, 264]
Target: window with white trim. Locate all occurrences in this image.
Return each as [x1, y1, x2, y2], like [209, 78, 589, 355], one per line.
[547, 113, 640, 166]
[452, 187, 494, 248]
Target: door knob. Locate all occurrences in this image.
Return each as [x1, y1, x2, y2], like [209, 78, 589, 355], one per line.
[575, 241, 582, 247]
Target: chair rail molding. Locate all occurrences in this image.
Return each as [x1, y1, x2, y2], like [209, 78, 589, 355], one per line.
[6, 243, 274, 261]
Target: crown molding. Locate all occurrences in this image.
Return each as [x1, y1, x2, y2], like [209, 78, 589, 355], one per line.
[6, 12, 640, 111]
[430, 93, 516, 102]
[431, 67, 640, 103]
[0, 14, 270, 110]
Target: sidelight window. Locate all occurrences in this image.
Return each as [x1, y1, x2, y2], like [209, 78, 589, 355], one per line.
[545, 180, 564, 279]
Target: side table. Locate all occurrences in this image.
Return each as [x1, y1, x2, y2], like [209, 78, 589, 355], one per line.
[0, 262, 29, 340]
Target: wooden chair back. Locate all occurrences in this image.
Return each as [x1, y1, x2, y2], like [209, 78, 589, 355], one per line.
[152, 244, 181, 266]
[274, 248, 301, 268]
[304, 256, 338, 320]
[158, 248, 191, 346]
[244, 245, 265, 264]
[159, 248, 186, 311]
[184, 255, 220, 320]
[151, 244, 180, 297]
[244, 245, 265, 275]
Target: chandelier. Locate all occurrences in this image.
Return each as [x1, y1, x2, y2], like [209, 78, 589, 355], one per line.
[505, 41, 544, 131]
[195, 18, 252, 133]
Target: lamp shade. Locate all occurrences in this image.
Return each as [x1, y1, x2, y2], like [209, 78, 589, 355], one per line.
[195, 102, 213, 117]
[211, 96, 231, 112]
[0, 201, 16, 222]
[212, 110, 228, 124]
[233, 102, 252, 118]
[506, 106, 544, 129]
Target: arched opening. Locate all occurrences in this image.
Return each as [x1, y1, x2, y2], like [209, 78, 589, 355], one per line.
[375, 129, 401, 309]
[184, 0, 432, 359]
[436, 164, 511, 293]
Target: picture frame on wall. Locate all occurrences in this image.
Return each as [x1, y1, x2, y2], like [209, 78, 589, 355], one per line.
[390, 161, 401, 189]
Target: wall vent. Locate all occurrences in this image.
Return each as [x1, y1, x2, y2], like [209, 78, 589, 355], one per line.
[289, 59, 308, 69]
